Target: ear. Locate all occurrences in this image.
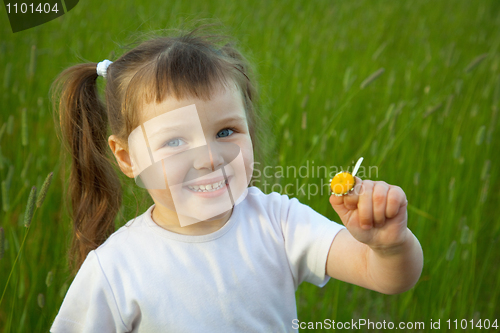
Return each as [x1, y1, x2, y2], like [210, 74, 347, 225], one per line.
[108, 135, 135, 179]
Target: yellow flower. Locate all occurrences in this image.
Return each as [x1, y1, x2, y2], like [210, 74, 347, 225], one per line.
[330, 172, 355, 196]
[329, 157, 364, 196]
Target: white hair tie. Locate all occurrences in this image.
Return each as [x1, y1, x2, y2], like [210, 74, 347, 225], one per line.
[96, 59, 113, 78]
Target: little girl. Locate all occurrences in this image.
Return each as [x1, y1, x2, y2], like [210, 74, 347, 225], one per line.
[49, 25, 423, 332]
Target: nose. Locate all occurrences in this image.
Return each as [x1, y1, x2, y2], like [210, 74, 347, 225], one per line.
[193, 142, 225, 171]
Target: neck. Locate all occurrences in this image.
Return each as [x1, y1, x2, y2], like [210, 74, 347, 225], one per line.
[151, 204, 233, 236]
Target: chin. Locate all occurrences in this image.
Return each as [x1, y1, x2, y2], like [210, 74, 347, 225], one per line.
[204, 208, 232, 221]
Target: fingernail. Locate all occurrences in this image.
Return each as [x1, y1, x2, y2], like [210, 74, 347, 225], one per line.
[362, 224, 372, 230]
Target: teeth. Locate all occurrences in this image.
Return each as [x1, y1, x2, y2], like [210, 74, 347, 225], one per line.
[187, 180, 226, 192]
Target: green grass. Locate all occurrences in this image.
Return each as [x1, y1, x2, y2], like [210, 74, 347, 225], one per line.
[1, 0, 499, 331]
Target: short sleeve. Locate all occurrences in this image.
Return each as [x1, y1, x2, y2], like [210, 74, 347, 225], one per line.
[50, 250, 129, 333]
[280, 195, 346, 289]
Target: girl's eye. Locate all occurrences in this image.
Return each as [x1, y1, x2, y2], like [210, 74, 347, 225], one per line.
[163, 138, 185, 148]
[217, 128, 234, 138]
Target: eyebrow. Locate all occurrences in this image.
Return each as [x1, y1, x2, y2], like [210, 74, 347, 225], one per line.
[214, 114, 247, 125]
[145, 125, 183, 142]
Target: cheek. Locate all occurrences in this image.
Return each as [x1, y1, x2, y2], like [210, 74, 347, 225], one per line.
[163, 156, 193, 186]
[235, 137, 254, 181]
[146, 157, 191, 206]
[243, 147, 254, 170]
[148, 188, 176, 210]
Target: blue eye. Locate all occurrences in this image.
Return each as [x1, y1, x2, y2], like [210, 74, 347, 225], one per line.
[217, 128, 234, 138]
[164, 138, 185, 148]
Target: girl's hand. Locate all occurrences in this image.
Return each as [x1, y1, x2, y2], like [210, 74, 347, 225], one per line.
[329, 177, 409, 251]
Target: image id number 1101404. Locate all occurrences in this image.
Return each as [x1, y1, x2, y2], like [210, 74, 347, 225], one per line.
[445, 319, 498, 330]
[5, 2, 59, 14]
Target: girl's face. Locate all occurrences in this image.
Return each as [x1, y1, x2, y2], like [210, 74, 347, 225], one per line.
[126, 81, 254, 227]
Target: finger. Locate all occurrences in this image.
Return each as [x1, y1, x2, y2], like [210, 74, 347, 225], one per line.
[329, 192, 349, 218]
[358, 180, 374, 229]
[386, 186, 406, 219]
[344, 176, 362, 210]
[372, 181, 389, 228]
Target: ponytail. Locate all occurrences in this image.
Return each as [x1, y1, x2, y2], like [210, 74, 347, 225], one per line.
[50, 63, 122, 275]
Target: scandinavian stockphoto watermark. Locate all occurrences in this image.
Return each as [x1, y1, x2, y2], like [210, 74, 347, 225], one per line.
[249, 160, 379, 200]
[128, 101, 378, 225]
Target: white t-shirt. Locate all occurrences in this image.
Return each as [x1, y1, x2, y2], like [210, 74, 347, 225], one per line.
[50, 186, 345, 332]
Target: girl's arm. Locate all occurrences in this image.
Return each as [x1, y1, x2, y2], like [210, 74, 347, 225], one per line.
[325, 177, 423, 295]
[326, 228, 423, 294]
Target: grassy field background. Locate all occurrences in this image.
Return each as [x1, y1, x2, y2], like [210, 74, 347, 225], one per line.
[1, 0, 499, 331]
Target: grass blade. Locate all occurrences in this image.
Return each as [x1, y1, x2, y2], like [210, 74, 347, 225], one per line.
[24, 186, 37, 228]
[0, 227, 4, 260]
[36, 172, 54, 208]
[360, 68, 385, 89]
[5, 165, 14, 189]
[1, 181, 9, 212]
[45, 271, 54, 287]
[21, 108, 28, 146]
[0, 123, 6, 142]
[20, 153, 32, 179]
[464, 53, 488, 73]
[37, 293, 45, 308]
[28, 45, 37, 80]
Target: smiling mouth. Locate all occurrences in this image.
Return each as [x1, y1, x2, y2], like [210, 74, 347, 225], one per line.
[185, 177, 231, 193]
